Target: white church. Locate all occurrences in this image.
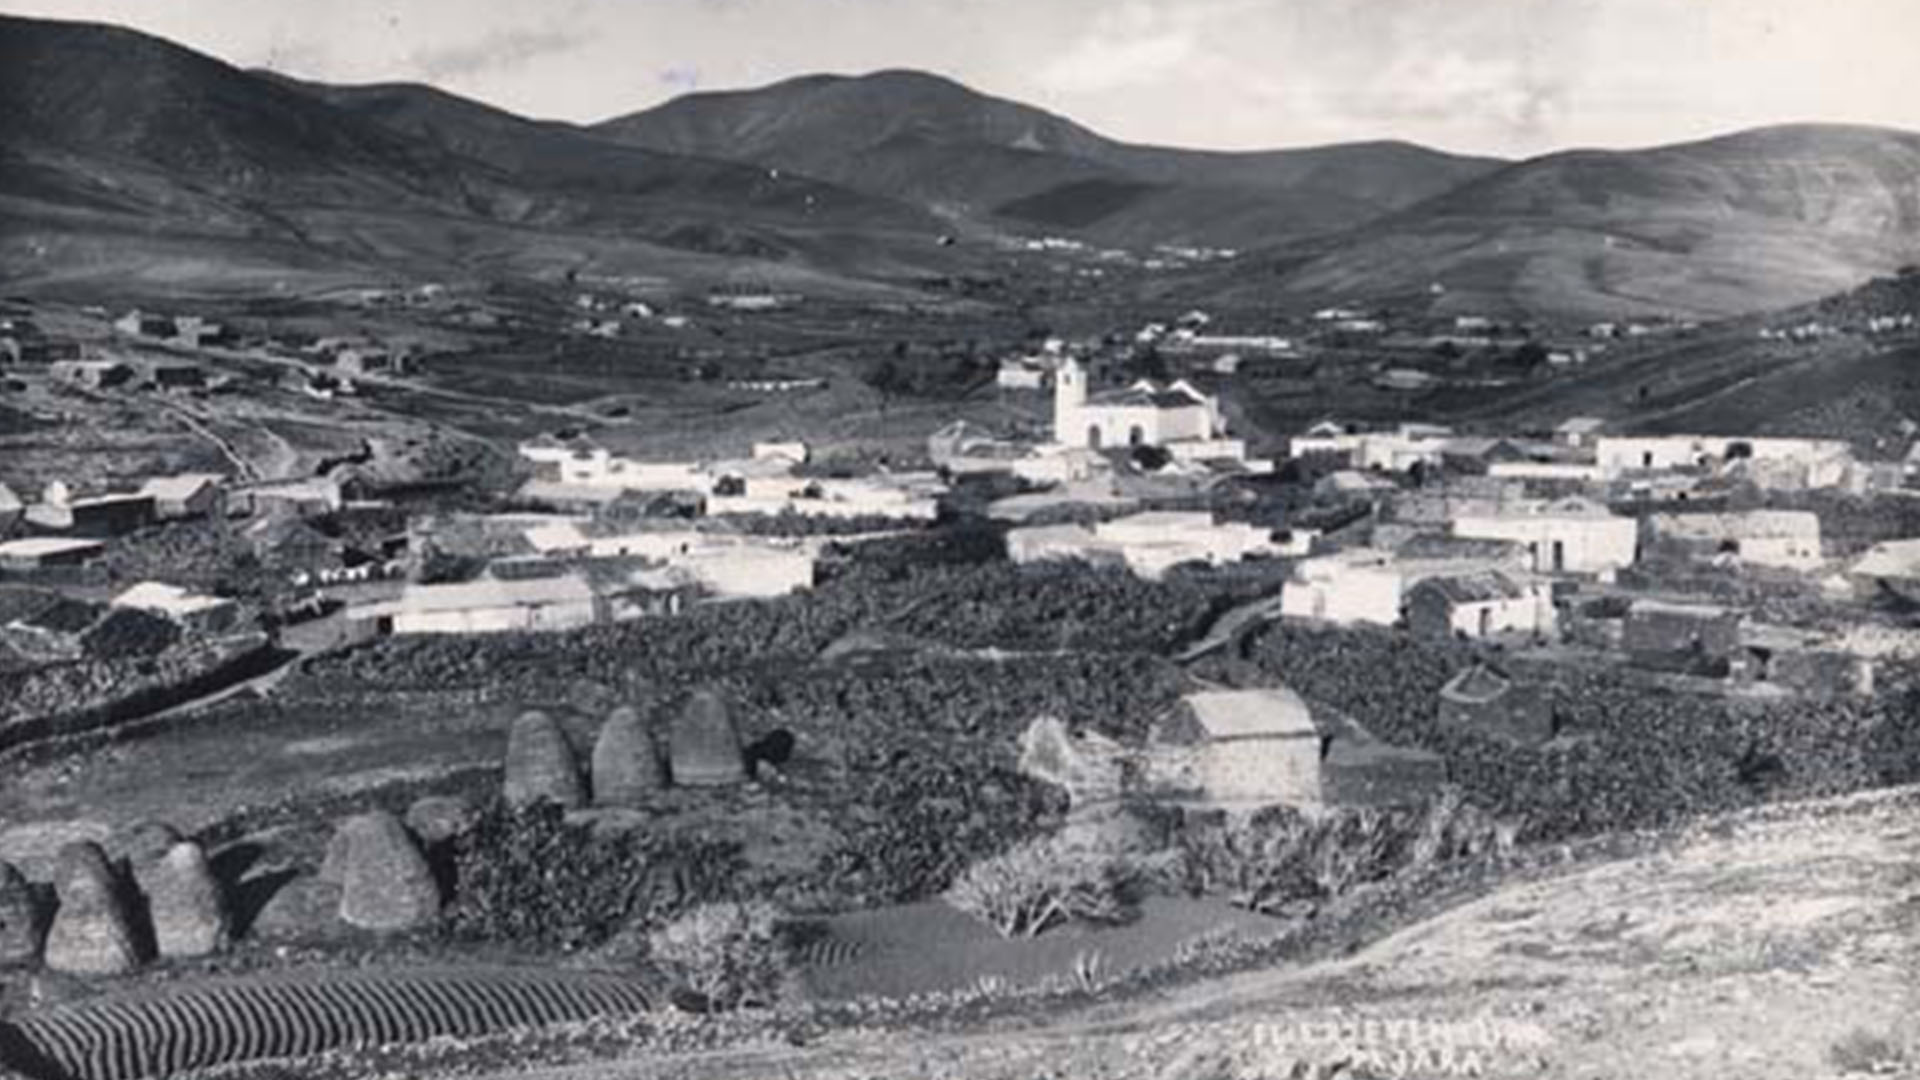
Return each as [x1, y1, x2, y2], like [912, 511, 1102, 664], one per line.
[1051, 357, 1249, 463]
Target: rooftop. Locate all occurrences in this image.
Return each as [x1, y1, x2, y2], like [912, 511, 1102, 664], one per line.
[0, 537, 107, 557]
[393, 574, 596, 615]
[112, 581, 234, 616]
[1651, 510, 1820, 540]
[1182, 687, 1316, 741]
[139, 473, 225, 500]
[1416, 570, 1531, 605]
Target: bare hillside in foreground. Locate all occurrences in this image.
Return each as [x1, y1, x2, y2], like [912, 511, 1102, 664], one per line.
[504, 789, 1920, 1080]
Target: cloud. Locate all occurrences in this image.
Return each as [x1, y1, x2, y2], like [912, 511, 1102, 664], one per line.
[407, 26, 587, 83]
[1036, 30, 1198, 95]
[1346, 50, 1570, 142]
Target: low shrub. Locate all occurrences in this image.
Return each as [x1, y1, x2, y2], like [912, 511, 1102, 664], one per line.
[647, 901, 792, 1010]
[945, 836, 1136, 938]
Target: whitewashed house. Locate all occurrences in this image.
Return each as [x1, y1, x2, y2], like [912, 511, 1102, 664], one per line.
[995, 354, 1053, 390]
[138, 473, 226, 521]
[1280, 549, 1407, 626]
[1406, 571, 1555, 641]
[524, 523, 816, 598]
[1647, 510, 1823, 571]
[353, 574, 601, 635]
[1007, 511, 1295, 580]
[110, 581, 243, 634]
[1554, 416, 1606, 448]
[1451, 496, 1638, 574]
[1595, 435, 1853, 489]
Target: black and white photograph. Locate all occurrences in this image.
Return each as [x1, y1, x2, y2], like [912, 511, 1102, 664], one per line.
[0, 1, 1916, 1077]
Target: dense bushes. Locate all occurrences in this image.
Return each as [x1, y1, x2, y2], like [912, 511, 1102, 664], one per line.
[301, 559, 1224, 698]
[818, 753, 1067, 907]
[1244, 620, 1920, 842]
[444, 801, 740, 950]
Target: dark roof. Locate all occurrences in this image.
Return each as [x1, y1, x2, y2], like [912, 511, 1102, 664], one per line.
[15, 596, 104, 635]
[1415, 571, 1529, 605]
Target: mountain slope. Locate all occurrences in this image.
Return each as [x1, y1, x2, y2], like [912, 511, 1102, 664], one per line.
[265, 75, 941, 236]
[1209, 124, 1920, 318]
[0, 16, 966, 296]
[594, 69, 1501, 247]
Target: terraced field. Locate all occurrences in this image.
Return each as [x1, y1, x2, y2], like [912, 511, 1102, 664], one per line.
[0, 966, 658, 1080]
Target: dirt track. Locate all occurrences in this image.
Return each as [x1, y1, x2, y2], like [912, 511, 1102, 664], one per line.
[503, 789, 1920, 1080]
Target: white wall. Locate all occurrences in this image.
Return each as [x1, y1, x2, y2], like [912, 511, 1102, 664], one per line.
[1452, 515, 1638, 573]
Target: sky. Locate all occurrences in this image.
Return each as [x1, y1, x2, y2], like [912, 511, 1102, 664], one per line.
[3, 0, 1916, 158]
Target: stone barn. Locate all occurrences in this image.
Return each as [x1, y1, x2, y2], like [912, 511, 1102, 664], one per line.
[1149, 687, 1448, 810]
[1437, 664, 1554, 745]
[1154, 687, 1325, 808]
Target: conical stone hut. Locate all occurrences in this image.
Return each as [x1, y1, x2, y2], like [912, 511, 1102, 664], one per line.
[504, 709, 586, 809]
[669, 688, 746, 787]
[593, 704, 667, 805]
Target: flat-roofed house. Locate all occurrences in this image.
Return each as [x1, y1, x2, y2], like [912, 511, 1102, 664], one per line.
[0, 536, 106, 571]
[1451, 496, 1638, 575]
[138, 474, 227, 521]
[1596, 435, 1853, 489]
[1007, 511, 1289, 580]
[111, 581, 243, 635]
[1646, 510, 1822, 571]
[353, 573, 601, 635]
[1555, 416, 1606, 448]
[1280, 548, 1407, 626]
[1405, 571, 1555, 641]
[26, 490, 155, 536]
[1849, 539, 1920, 605]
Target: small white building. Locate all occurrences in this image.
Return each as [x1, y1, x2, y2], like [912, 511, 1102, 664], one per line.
[354, 574, 600, 635]
[138, 473, 226, 521]
[1405, 571, 1555, 641]
[1288, 422, 1456, 473]
[1280, 549, 1408, 626]
[1647, 510, 1823, 571]
[995, 355, 1053, 390]
[1595, 435, 1853, 489]
[524, 524, 816, 598]
[1451, 496, 1638, 574]
[752, 441, 809, 464]
[111, 581, 242, 634]
[1161, 687, 1324, 808]
[1007, 511, 1293, 580]
[1555, 417, 1607, 448]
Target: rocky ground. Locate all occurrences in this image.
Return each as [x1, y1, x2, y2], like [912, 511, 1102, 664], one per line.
[494, 789, 1919, 1080]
